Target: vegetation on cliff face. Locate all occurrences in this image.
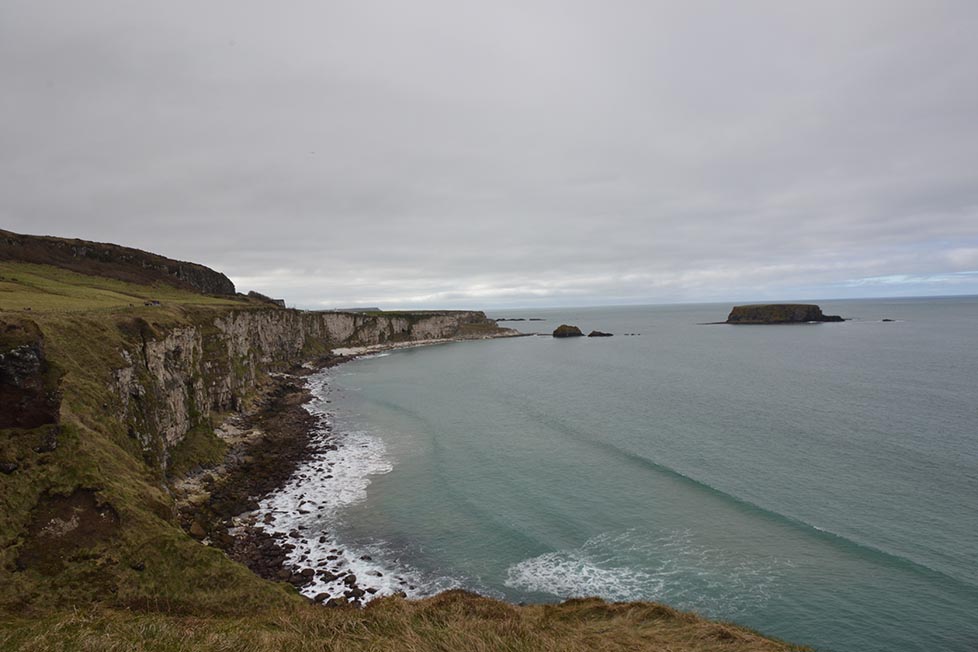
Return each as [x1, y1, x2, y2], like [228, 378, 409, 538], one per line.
[0, 247, 804, 650]
[1, 274, 299, 615]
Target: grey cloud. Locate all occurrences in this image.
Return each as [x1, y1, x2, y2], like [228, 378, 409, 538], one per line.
[2, 1, 977, 308]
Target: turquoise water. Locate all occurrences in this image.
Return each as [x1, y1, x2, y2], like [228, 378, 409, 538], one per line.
[314, 298, 978, 651]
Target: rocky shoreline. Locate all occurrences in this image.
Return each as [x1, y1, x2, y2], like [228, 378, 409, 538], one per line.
[176, 356, 352, 601]
[176, 337, 493, 607]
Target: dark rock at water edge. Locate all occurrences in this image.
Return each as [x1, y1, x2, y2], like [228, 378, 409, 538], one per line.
[176, 375, 330, 587]
[725, 304, 844, 324]
[587, 331, 613, 337]
[552, 324, 584, 337]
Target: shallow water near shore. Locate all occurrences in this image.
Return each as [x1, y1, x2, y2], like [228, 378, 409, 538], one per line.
[270, 297, 978, 652]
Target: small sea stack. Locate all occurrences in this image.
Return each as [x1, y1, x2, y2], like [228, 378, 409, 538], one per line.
[725, 304, 844, 324]
[588, 330, 613, 337]
[552, 324, 584, 337]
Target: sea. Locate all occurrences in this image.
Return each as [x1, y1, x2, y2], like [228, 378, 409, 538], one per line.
[257, 297, 978, 652]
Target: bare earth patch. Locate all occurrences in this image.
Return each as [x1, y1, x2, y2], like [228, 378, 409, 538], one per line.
[16, 489, 120, 576]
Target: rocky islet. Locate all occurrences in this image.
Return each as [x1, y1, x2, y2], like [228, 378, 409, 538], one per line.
[725, 304, 844, 324]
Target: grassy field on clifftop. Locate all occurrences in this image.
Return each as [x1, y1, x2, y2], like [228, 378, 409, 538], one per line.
[0, 261, 243, 313]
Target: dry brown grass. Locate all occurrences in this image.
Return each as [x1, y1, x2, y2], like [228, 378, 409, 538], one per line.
[0, 591, 808, 652]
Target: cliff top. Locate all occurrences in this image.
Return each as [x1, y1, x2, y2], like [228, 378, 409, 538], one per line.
[0, 229, 235, 296]
[0, 260, 247, 314]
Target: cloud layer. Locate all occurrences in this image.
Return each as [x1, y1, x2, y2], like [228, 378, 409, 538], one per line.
[2, 1, 977, 308]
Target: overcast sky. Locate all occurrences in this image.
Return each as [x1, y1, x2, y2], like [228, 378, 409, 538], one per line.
[2, 1, 977, 309]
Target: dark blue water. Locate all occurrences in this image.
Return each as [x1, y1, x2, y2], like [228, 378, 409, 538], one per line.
[313, 298, 978, 651]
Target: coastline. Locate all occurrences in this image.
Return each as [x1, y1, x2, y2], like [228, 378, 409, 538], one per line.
[0, 235, 811, 650]
[176, 332, 518, 606]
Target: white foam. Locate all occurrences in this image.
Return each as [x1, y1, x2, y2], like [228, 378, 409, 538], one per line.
[258, 428, 390, 523]
[506, 550, 663, 602]
[505, 529, 786, 616]
[254, 369, 456, 603]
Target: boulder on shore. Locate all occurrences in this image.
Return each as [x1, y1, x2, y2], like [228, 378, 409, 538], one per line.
[552, 324, 584, 338]
[587, 330, 613, 337]
[725, 304, 843, 324]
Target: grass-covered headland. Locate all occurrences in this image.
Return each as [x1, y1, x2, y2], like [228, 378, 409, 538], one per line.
[0, 231, 806, 651]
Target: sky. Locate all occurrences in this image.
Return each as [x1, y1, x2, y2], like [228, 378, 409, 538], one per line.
[2, 1, 977, 309]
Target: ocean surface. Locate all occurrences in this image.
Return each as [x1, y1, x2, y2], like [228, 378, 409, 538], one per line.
[259, 297, 978, 652]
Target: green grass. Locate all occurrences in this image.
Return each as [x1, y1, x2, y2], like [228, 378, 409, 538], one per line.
[166, 424, 228, 479]
[0, 261, 244, 313]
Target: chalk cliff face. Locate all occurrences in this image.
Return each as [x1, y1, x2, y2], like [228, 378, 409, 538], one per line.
[107, 308, 504, 468]
[2, 306, 504, 472]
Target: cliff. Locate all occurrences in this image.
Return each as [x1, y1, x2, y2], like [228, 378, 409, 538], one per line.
[726, 304, 843, 324]
[112, 307, 505, 468]
[0, 229, 235, 295]
[0, 256, 513, 612]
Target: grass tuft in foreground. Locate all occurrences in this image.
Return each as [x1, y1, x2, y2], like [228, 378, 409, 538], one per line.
[0, 592, 809, 652]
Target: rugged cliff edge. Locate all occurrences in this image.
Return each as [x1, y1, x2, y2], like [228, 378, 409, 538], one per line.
[0, 228, 236, 295]
[111, 307, 507, 469]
